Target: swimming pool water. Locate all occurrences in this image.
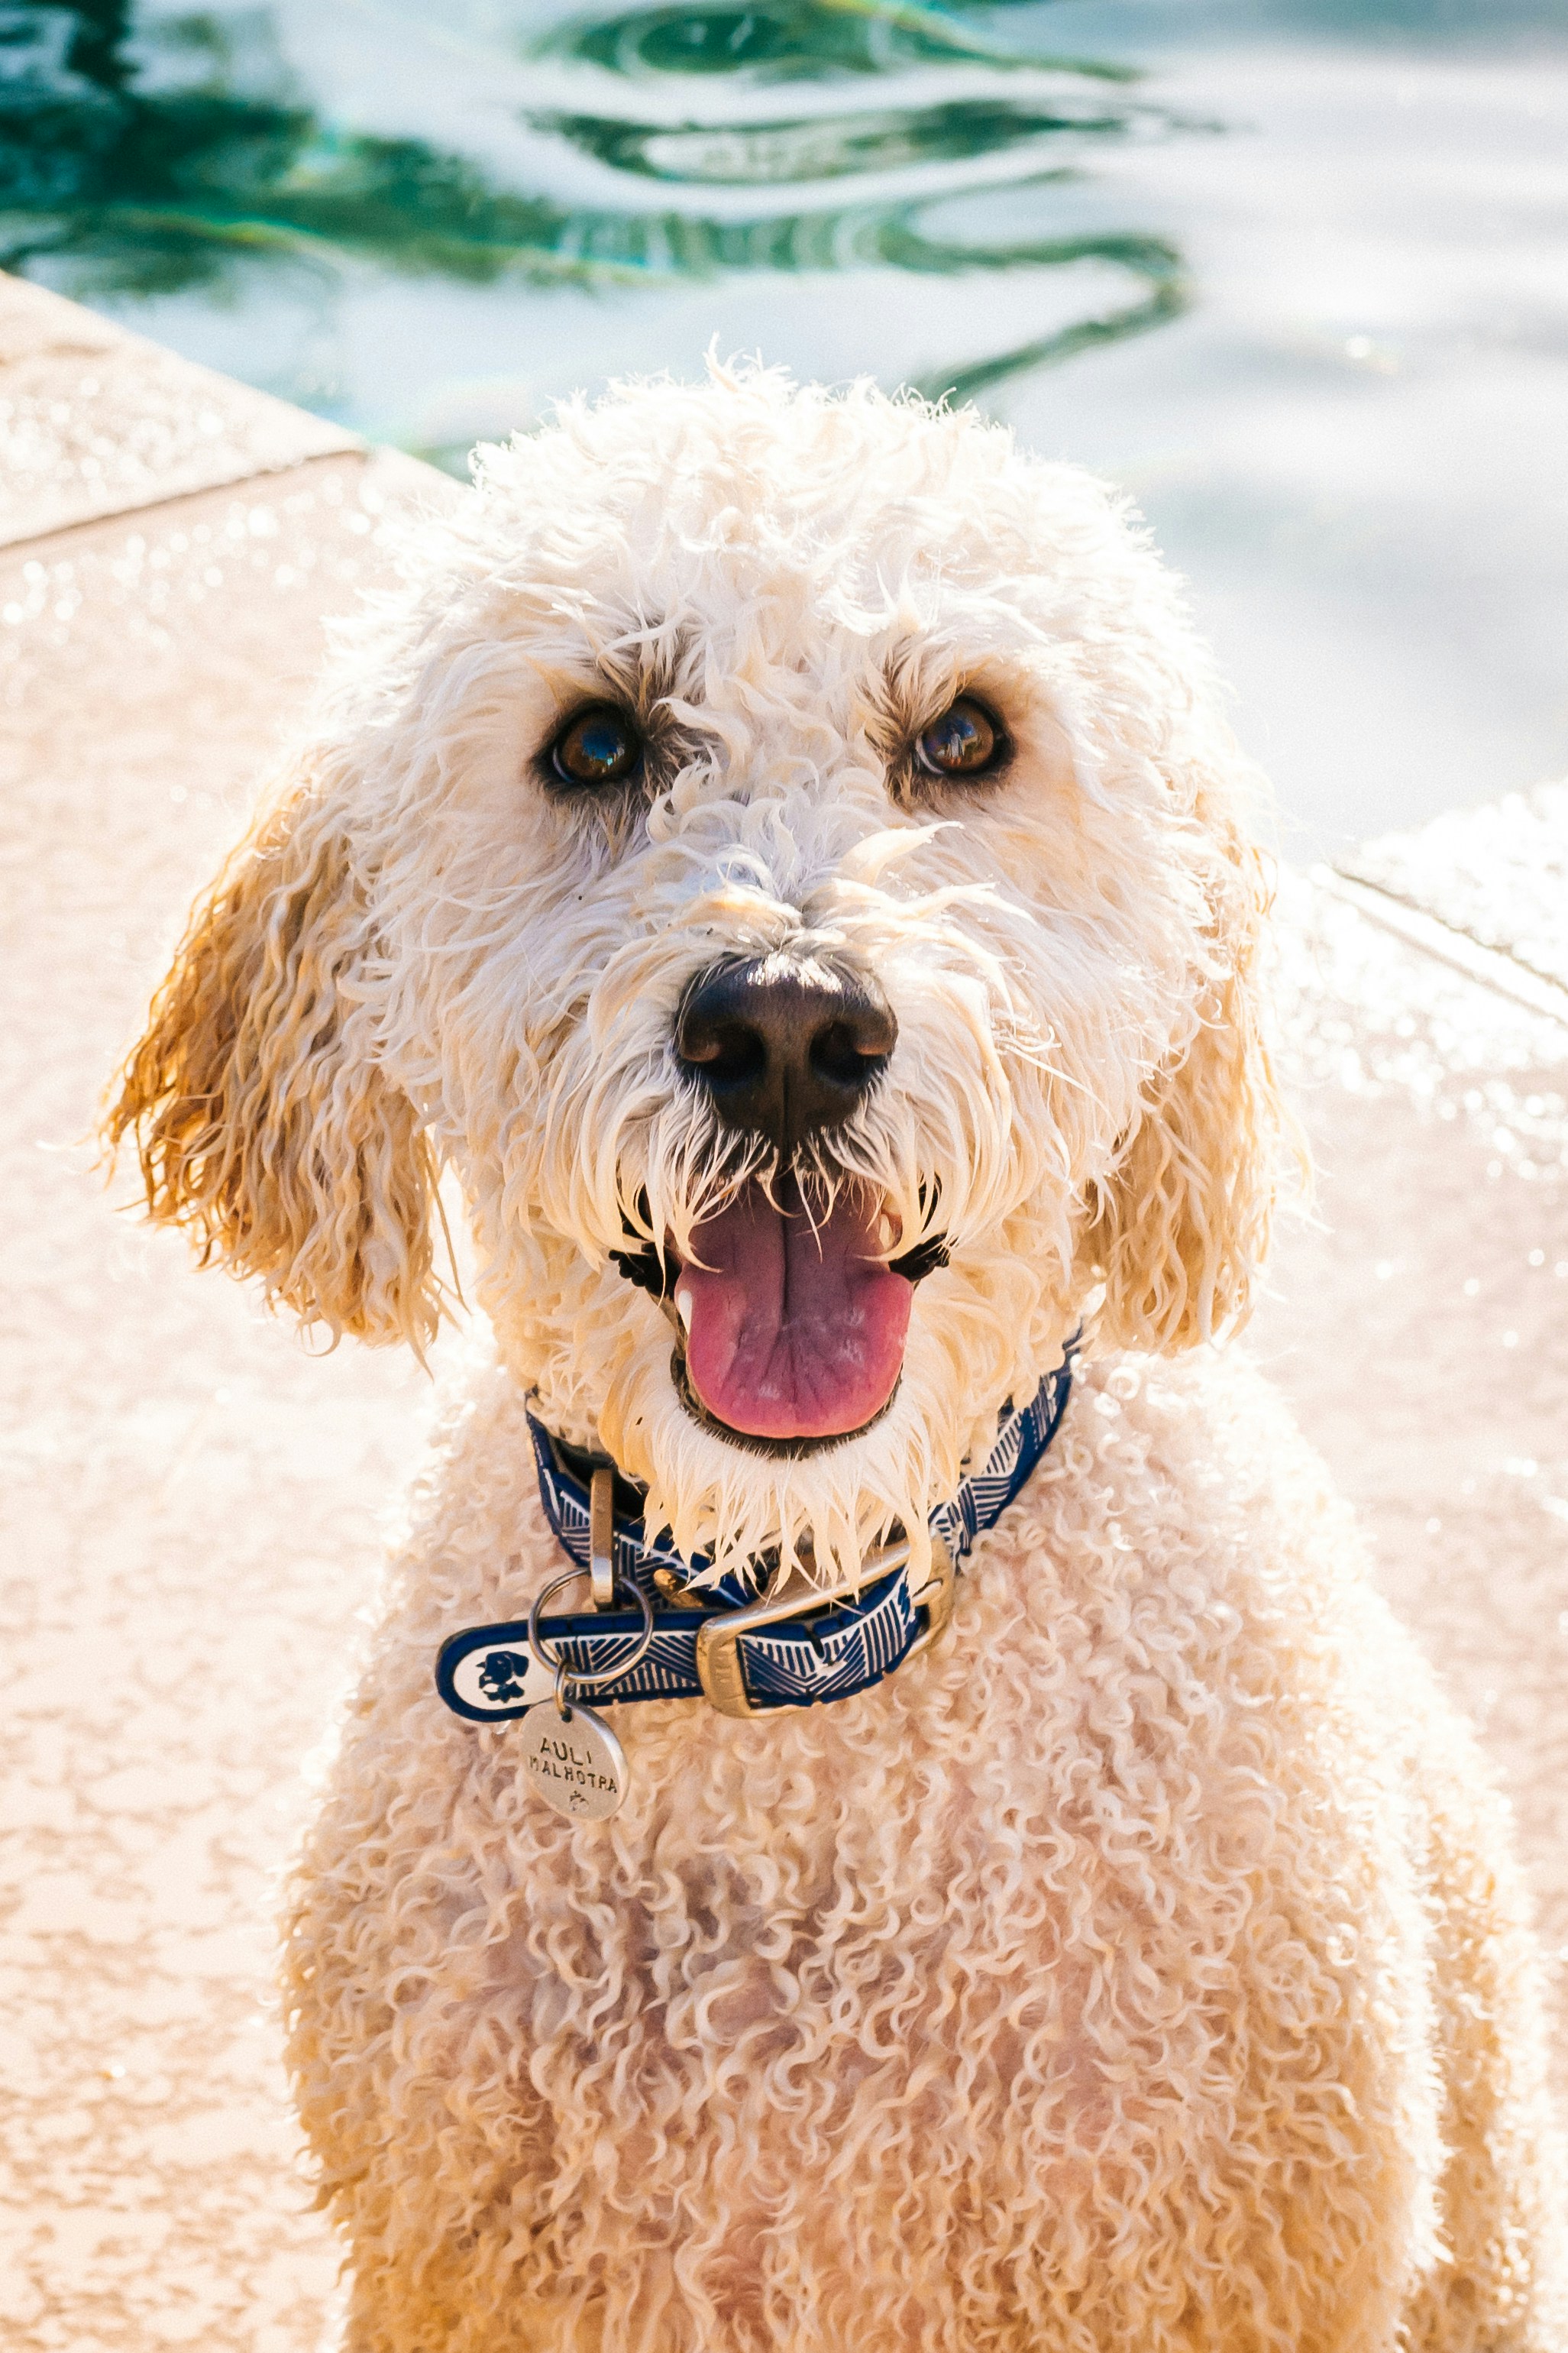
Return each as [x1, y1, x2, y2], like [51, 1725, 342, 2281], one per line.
[6, 0, 1567, 853]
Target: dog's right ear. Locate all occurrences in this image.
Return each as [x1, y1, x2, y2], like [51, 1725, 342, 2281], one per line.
[104, 761, 441, 1349]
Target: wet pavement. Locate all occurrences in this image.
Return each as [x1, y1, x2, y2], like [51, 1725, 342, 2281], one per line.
[1, 273, 1564, 2351]
[0, 280, 358, 549]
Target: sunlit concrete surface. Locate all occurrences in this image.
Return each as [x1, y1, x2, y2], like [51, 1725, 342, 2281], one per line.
[0, 278, 452, 2345]
[1339, 782, 1568, 998]
[1, 278, 1564, 2350]
[0, 278, 358, 549]
[1255, 881, 1568, 2054]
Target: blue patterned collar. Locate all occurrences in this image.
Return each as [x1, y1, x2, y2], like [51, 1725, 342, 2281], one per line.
[437, 1351, 1074, 1726]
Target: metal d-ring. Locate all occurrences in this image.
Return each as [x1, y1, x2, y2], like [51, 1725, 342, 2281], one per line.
[527, 1565, 655, 1716]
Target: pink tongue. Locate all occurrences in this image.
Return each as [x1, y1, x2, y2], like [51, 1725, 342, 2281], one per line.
[675, 1180, 912, 1441]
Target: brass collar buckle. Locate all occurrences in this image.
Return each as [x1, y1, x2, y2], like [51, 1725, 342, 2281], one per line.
[694, 1531, 956, 1719]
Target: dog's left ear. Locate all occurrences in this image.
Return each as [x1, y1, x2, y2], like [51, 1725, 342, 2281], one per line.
[104, 757, 441, 1349]
[1084, 772, 1295, 1351]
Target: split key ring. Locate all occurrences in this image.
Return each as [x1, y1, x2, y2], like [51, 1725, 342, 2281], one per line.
[526, 1564, 655, 1719]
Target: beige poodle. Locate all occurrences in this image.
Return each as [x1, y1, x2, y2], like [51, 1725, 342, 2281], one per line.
[108, 366, 1566, 2351]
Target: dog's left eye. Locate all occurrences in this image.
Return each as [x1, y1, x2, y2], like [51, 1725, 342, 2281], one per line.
[914, 697, 1004, 781]
[548, 704, 643, 790]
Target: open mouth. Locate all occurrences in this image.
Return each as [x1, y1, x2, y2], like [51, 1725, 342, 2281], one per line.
[669, 1174, 914, 1448]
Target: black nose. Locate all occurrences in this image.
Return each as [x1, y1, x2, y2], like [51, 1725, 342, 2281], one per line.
[674, 953, 897, 1153]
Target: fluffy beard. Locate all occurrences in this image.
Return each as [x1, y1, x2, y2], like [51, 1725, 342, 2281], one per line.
[471, 1158, 1082, 1593]
[450, 862, 1136, 1589]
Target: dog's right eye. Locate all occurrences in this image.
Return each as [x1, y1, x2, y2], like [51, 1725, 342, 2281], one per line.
[914, 697, 1004, 781]
[547, 705, 643, 790]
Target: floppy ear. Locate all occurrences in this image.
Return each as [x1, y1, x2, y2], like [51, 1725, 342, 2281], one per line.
[105, 765, 441, 1349]
[1084, 787, 1299, 1352]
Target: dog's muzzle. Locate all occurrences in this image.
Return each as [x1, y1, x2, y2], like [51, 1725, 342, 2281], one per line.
[674, 950, 895, 1155]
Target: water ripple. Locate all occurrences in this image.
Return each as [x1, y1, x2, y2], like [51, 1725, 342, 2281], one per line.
[0, 0, 1202, 451]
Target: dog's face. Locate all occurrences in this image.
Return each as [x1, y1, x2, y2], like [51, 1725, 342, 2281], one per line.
[108, 369, 1285, 1584]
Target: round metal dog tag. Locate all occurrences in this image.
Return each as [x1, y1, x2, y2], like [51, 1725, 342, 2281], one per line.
[521, 1704, 627, 1821]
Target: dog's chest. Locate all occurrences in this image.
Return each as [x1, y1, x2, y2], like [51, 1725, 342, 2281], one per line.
[303, 1361, 1434, 2335]
[486, 1642, 1152, 2215]
[461, 1465, 1372, 2169]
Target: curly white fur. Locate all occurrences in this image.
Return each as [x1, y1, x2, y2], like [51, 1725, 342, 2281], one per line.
[108, 362, 1567, 2350]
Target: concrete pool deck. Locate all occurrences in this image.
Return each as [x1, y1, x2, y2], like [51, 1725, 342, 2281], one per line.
[2, 273, 1565, 2350]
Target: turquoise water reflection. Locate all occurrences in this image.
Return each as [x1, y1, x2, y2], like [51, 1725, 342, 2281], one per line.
[0, 0, 1194, 456]
[544, 95, 1134, 188]
[540, 0, 1136, 82]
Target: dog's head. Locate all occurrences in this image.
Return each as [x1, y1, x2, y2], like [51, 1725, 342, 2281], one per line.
[107, 365, 1291, 1585]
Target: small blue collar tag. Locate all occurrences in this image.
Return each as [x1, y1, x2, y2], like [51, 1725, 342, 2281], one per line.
[436, 1352, 1074, 1725]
